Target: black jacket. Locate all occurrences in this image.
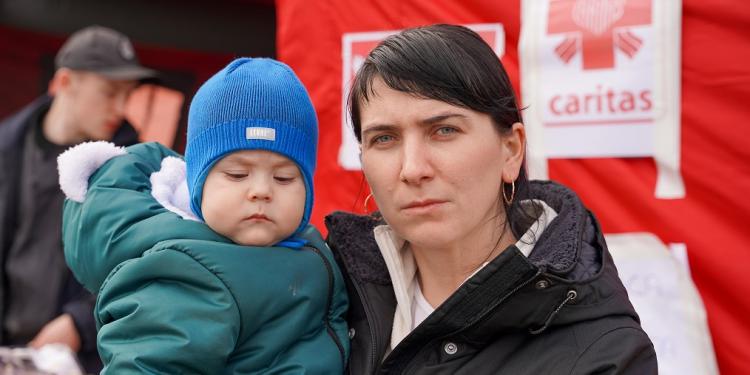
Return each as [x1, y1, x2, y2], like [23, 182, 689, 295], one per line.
[0, 95, 138, 371]
[325, 181, 657, 374]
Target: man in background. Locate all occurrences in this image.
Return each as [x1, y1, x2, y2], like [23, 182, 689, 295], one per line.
[0, 25, 156, 372]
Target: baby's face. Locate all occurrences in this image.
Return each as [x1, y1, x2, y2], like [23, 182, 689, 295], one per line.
[201, 150, 306, 246]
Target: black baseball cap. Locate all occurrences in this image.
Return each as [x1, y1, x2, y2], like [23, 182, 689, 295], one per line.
[55, 25, 157, 81]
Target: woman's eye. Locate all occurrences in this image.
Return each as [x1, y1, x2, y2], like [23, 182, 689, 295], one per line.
[371, 134, 395, 145]
[435, 126, 458, 136]
[274, 176, 295, 184]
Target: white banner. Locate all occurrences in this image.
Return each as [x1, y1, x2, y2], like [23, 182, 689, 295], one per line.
[520, 0, 684, 199]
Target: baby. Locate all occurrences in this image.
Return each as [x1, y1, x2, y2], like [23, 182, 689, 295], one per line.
[58, 58, 349, 374]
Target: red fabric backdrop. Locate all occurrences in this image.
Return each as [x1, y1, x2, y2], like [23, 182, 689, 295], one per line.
[275, 1, 750, 373]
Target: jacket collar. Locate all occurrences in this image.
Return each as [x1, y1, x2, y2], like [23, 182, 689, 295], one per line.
[0, 95, 52, 151]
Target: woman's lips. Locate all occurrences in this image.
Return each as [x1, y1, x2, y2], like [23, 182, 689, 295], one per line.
[401, 200, 447, 214]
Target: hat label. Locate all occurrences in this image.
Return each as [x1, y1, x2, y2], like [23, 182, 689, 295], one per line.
[246, 127, 276, 141]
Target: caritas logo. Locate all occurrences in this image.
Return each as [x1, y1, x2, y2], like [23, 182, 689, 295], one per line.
[538, 0, 655, 158]
[549, 0, 651, 70]
[338, 24, 505, 170]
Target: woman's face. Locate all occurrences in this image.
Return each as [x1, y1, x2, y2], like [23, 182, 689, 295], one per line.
[359, 78, 524, 250]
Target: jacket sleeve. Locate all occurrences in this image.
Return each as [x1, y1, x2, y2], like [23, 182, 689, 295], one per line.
[569, 326, 658, 375]
[62, 142, 222, 293]
[96, 248, 240, 374]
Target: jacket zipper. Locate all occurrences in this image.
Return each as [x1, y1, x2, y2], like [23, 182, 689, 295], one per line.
[344, 265, 381, 373]
[304, 245, 347, 369]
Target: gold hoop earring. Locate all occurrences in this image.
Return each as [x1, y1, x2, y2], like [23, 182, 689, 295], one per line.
[363, 193, 374, 212]
[503, 180, 515, 205]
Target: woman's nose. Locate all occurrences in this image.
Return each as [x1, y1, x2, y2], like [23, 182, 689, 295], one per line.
[399, 138, 434, 184]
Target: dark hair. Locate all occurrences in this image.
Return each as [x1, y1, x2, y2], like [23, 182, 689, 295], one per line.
[348, 24, 537, 239]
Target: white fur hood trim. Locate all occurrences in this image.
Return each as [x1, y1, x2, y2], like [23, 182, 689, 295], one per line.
[150, 156, 200, 221]
[57, 141, 199, 221]
[58, 141, 127, 202]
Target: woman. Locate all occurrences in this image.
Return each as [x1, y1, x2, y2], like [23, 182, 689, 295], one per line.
[325, 24, 657, 374]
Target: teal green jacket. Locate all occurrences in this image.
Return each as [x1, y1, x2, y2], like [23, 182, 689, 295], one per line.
[61, 142, 349, 374]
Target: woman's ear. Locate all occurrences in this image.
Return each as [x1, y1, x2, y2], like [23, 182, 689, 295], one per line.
[502, 122, 526, 182]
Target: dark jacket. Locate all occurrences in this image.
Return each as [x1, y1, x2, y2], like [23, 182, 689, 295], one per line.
[0, 95, 137, 371]
[325, 181, 657, 375]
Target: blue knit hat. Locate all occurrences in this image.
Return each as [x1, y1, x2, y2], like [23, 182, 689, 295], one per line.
[185, 58, 318, 240]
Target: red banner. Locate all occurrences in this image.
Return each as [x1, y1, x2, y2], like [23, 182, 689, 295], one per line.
[276, 0, 750, 374]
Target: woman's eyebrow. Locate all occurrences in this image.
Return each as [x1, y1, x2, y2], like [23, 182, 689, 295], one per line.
[420, 113, 467, 125]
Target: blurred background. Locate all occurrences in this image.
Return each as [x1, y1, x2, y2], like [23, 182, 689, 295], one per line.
[0, 0, 276, 151]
